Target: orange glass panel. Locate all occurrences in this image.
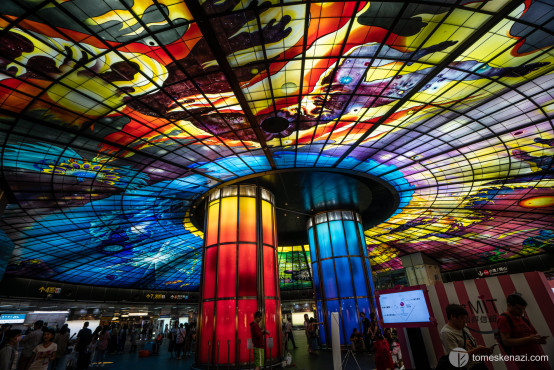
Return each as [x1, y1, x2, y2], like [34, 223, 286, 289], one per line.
[215, 299, 236, 364]
[220, 197, 238, 243]
[238, 197, 256, 242]
[206, 201, 220, 247]
[261, 200, 273, 245]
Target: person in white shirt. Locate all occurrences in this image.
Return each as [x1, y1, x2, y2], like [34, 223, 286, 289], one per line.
[28, 329, 57, 370]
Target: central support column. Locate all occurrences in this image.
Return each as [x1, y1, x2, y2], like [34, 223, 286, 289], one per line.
[307, 210, 375, 345]
[197, 184, 281, 367]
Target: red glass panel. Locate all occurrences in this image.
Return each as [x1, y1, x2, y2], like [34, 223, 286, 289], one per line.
[264, 299, 279, 360]
[199, 301, 214, 363]
[263, 246, 276, 297]
[217, 244, 237, 298]
[261, 200, 273, 245]
[238, 197, 256, 242]
[215, 300, 236, 364]
[206, 201, 219, 246]
[238, 244, 257, 297]
[220, 197, 238, 243]
[238, 299, 257, 363]
[203, 247, 216, 299]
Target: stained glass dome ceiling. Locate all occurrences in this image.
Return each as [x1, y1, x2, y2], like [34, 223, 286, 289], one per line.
[0, 0, 553, 291]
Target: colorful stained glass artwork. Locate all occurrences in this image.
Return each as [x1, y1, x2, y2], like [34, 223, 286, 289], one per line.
[0, 0, 552, 290]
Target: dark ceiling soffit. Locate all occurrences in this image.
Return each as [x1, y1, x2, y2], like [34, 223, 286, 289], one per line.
[184, 0, 277, 170]
[333, 0, 526, 167]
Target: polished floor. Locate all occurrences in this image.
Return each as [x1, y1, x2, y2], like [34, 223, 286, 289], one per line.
[58, 331, 375, 370]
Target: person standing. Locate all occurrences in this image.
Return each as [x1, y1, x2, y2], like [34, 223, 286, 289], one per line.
[0, 329, 22, 370]
[52, 325, 69, 370]
[28, 328, 57, 370]
[284, 317, 297, 350]
[360, 312, 371, 352]
[75, 322, 92, 370]
[438, 304, 492, 370]
[303, 314, 310, 352]
[497, 293, 549, 370]
[92, 327, 109, 367]
[18, 320, 44, 370]
[250, 312, 269, 370]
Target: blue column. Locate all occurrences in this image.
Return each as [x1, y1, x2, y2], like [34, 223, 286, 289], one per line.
[307, 210, 375, 345]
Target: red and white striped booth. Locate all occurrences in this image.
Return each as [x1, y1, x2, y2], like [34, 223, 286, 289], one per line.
[409, 271, 554, 369]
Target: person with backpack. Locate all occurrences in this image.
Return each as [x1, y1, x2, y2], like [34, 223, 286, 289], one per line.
[496, 293, 549, 370]
[438, 304, 492, 370]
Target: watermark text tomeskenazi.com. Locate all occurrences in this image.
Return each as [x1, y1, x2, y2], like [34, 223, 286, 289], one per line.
[473, 354, 549, 363]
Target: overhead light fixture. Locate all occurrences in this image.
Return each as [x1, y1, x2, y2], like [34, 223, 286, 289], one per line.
[128, 312, 148, 316]
[31, 311, 69, 314]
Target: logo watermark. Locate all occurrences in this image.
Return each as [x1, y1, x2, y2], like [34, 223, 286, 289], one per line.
[473, 354, 549, 363]
[448, 349, 549, 368]
[448, 348, 469, 368]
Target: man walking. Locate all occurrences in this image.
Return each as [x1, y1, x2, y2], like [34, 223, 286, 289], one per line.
[250, 312, 269, 370]
[284, 316, 298, 350]
[75, 322, 93, 370]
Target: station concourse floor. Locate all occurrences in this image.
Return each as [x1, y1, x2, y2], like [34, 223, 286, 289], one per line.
[81, 331, 376, 370]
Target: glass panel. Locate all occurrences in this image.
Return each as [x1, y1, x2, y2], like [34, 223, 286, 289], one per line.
[200, 301, 214, 363]
[206, 201, 220, 247]
[316, 223, 332, 259]
[329, 220, 347, 257]
[312, 263, 320, 299]
[238, 244, 257, 297]
[217, 244, 237, 298]
[238, 197, 256, 242]
[203, 247, 217, 299]
[317, 300, 325, 344]
[238, 299, 257, 362]
[262, 200, 274, 246]
[264, 299, 279, 360]
[321, 259, 337, 299]
[335, 257, 354, 298]
[264, 246, 276, 297]
[344, 221, 360, 256]
[220, 197, 238, 243]
[340, 298, 358, 345]
[216, 300, 236, 364]
[326, 300, 341, 345]
[350, 258, 368, 297]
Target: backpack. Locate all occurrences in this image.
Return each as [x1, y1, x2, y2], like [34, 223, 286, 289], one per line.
[176, 329, 185, 344]
[494, 313, 532, 355]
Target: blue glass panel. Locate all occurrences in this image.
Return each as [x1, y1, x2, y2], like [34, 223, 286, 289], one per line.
[326, 300, 341, 345]
[341, 298, 358, 345]
[316, 301, 325, 344]
[344, 221, 360, 256]
[356, 297, 371, 319]
[321, 259, 337, 299]
[350, 257, 368, 297]
[329, 220, 346, 257]
[316, 223, 332, 259]
[358, 223, 368, 257]
[308, 227, 317, 262]
[335, 257, 354, 298]
[312, 263, 321, 299]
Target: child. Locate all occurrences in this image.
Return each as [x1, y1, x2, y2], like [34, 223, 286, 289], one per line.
[28, 328, 57, 370]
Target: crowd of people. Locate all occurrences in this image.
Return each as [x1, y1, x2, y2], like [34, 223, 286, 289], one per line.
[0, 320, 197, 370]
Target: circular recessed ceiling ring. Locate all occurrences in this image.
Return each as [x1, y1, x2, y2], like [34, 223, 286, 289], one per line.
[189, 168, 400, 245]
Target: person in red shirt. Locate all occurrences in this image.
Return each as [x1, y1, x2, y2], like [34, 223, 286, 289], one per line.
[374, 331, 394, 370]
[250, 311, 269, 370]
[497, 293, 549, 370]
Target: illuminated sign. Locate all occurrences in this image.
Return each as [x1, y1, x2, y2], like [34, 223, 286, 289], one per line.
[0, 314, 26, 324]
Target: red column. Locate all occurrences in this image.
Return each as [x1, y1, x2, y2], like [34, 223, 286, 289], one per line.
[197, 184, 281, 367]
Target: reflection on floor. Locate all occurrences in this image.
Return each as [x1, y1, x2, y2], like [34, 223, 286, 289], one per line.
[70, 331, 375, 370]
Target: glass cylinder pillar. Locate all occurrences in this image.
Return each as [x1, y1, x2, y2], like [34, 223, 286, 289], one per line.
[197, 184, 281, 367]
[307, 210, 375, 345]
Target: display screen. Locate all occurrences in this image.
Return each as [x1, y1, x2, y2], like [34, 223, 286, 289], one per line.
[378, 289, 431, 325]
[0, 314, 26, 324]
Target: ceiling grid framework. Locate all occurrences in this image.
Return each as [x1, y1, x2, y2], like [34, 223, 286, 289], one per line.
[0, 0, 552, 289]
